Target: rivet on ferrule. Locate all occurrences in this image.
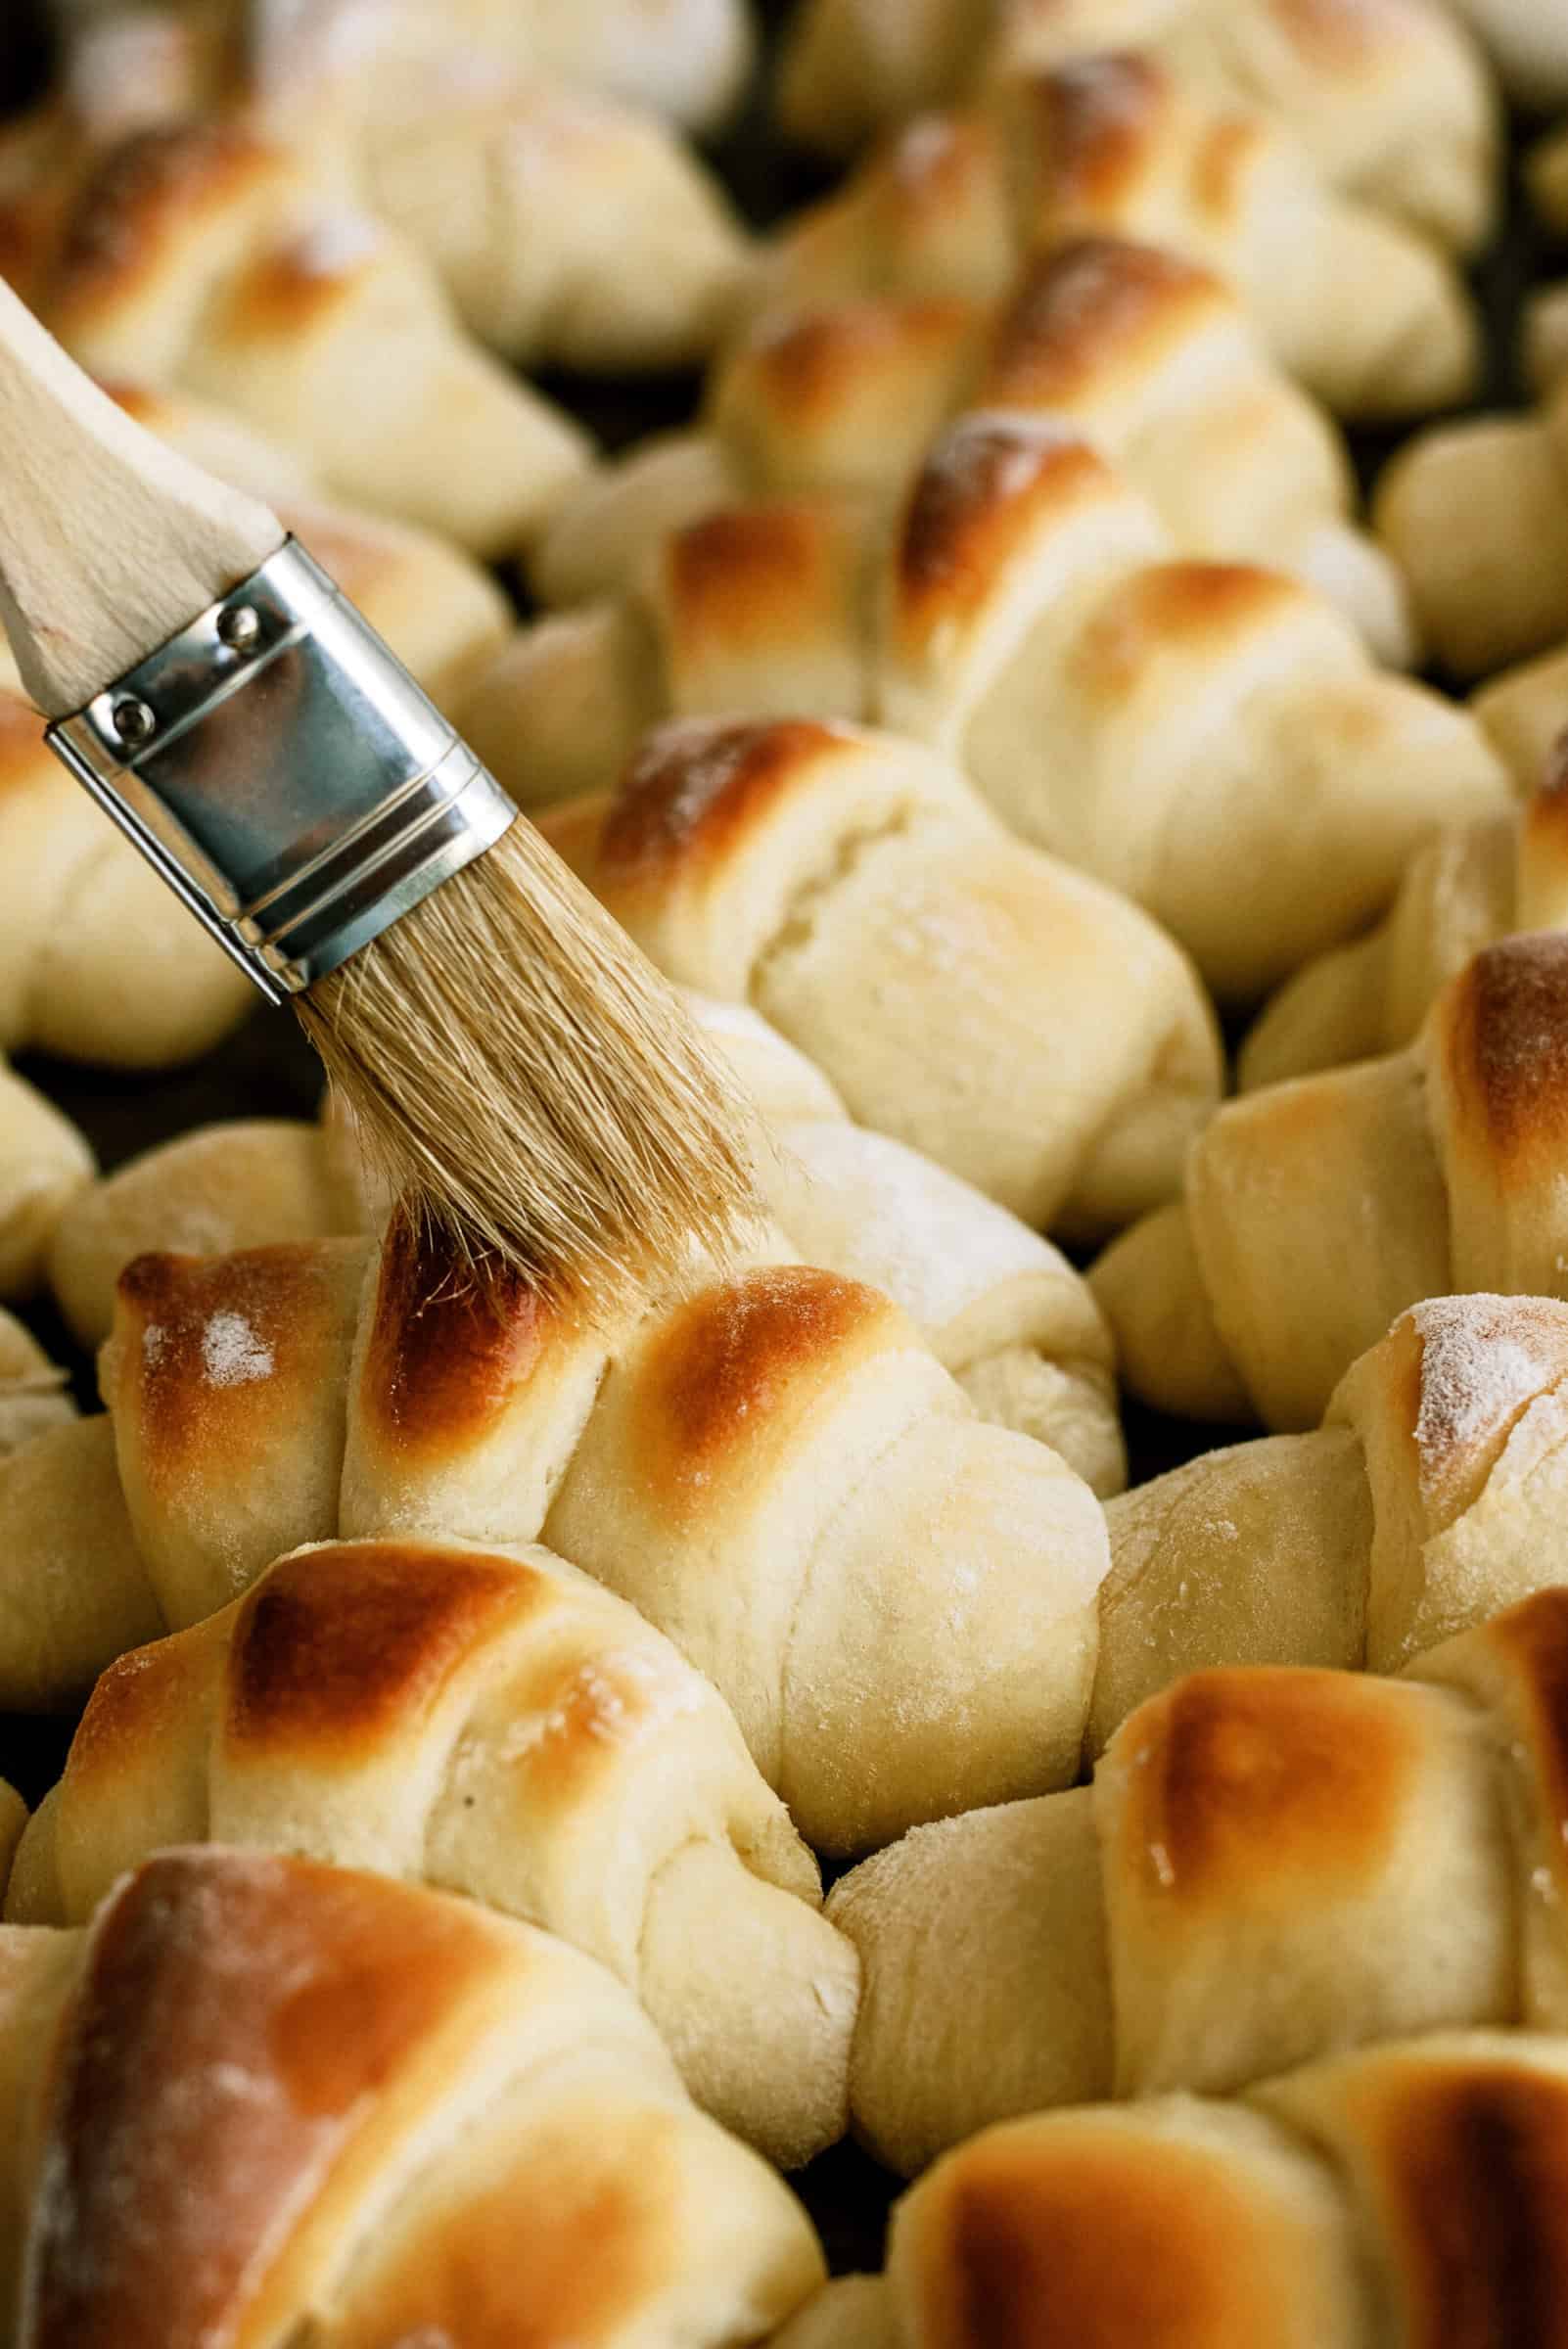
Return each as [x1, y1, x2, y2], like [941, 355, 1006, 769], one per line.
[216, 603, 261, 655]
[112, 697, 156, 748]
[43, 538, 517, 1005]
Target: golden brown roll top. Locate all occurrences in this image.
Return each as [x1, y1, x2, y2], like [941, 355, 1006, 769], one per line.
[28, 0, 754, 369]
[1006, 54, 1481, 415]
[30, 117, 303, 375]
[104, 1238, 368, 1629]
[774, 2035, 1568, 2348]
[585, 714, 1222, 1236]
[1414, 1592, 1568, 2031]
[99, 1225, 1111, 1857]
[973, 237, 1403, 656]
[829, 1587, 1568, 2174]
[759, 108, 1021, 315]
[775, 0, 1498, 257]
[41, 986, 1128, 1491]
[341, 1218, 612, 1550]
[0, 1847, 823, 2346]
[763, 55, 1480, 420]
[1428, 932, 1568, 1294]
[1086, 1290, 1568, 1750]
[493, 411, 1495, 998]
[534, 232, 1407, 661]
[1096, 935, 1568, 1428]
[16, 116, 592, 556]
[651, 500, 876, 725]
[712, 292, 990, 506]
[1093, 1663, 1513, 2098]
[1254, 2035, 1568, 2348]
[878, 410, 1503, 1002]
[872, 2098, 1363, 2349]
[8, 1535, 861, 2168]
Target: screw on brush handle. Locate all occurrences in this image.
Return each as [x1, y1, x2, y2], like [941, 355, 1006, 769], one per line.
[0, 272, 283, 716]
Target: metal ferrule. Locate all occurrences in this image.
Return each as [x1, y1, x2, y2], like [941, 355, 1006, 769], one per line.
[46, 537, 517, 1003]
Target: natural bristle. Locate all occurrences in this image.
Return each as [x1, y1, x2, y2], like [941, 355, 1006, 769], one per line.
[297, 818, 763, 1310]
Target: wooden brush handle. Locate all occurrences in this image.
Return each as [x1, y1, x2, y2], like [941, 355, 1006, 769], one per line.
[0, 276, 283, 717]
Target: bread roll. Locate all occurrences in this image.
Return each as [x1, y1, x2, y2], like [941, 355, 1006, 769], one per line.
[67, 1225, 1110, 1855]
[0, 689, 254, 1072]
[773, 2034, 1568, 2345]
[48, 993, 1130, 1496]
[830, 1588, 1568, 2170]
[0, 1845, 823, 2342]
[490, 463, 1503, 1007]
[1094, 934, 1568, 1427]
[773, 0, 1498, 263]
[562, 716, 1222, 1234]
[8, 1535, 860, 2168]
[531, 238, 1414, 663]
[12, 121, 592, 557]
[1374, 384, 1568, 679]
[759, 57, 1481, 420]
[1238, 755, 1568, 1090]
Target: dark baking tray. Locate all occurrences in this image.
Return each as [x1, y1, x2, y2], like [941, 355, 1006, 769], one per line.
[0, 0, 1561, 2272]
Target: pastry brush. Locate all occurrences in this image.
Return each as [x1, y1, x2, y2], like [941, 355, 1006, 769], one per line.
[0, 279, 757, 1305]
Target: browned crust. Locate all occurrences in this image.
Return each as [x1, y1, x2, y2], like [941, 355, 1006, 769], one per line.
[1068, 563, 1301, 697]
[208, 220, 386, 340]
[981, 238, 1221, 407]
[1112, 1668, 1424, 1902]
[113, 1242, 361, 1471]
[225, 1543, 544, 1752]
[733, 295, 981, 428]
[44, 123, 277, 319]
[24, 1849, 512, 2349]
[1021, 55, 1168, 212]
[501, 1643, 696, 1803]
[322, 2103, 680, 2346]
[64, 1628, 215, 1796]
[911, 2123, 1304, 2345]
[1521, 732, 1568, 870]
[896, 416, 1110, 639]
[632, 1266, 896, 1515]
[661, 502, 849, 656]
[598, 714, 847, 888]
[1438, 936, 1568, 1173]
[1338, 2057, 1568, 2345]
[356, 1220, 572, 1462]
[1482, 1591, 1568, 1896]
[880, 110, 1005, 219]
[1191, 117, 1268, 227]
